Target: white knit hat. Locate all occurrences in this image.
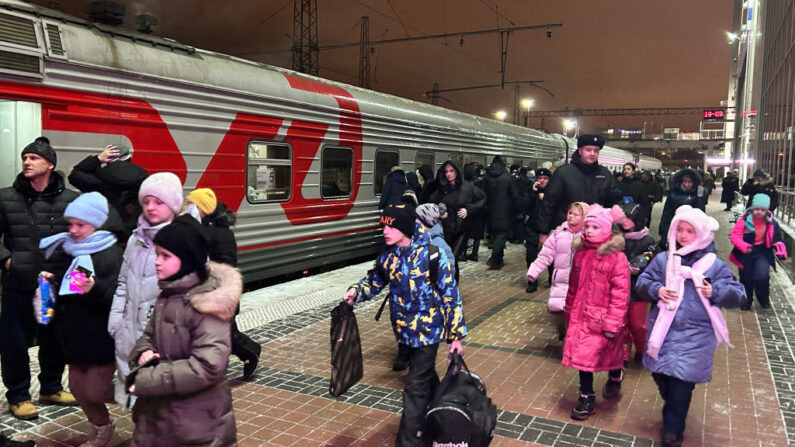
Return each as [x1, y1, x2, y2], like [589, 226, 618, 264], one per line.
[138, 172, 184, 213]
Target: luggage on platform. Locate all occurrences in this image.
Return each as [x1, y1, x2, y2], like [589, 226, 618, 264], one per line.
[422, 353, 497, 447]
[329, 301, 363, 397]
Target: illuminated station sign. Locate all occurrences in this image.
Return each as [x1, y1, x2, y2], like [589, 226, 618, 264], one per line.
[703, 109, 725, 120]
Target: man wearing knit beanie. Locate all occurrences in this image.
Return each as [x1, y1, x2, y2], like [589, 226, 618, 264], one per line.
[153, 215, 210, 281]
[0, 136, 79, 420]
[138, 172, 184, 215]
[21, 136, 57, 168]
[187, 188, 217, 218]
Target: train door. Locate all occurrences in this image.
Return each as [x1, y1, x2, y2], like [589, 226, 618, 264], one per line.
[415, 151, 434, 172]
[0, 100, 41, 187]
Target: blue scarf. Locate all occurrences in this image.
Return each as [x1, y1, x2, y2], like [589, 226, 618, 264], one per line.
[39, 230, 117, 296]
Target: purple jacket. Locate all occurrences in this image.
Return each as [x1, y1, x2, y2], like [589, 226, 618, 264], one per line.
[636, 247, 746, 383]
[526, 222, 582, 311]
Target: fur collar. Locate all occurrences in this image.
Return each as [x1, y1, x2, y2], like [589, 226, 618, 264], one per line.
[572, 231, 625, 255]
[188, 262, 243, 322]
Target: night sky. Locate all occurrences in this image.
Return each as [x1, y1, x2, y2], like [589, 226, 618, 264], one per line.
[31, 0, 734, 134]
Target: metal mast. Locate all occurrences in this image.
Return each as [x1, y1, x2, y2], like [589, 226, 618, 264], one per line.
[358, 16, 370, 88]
[291, 0, 318, 76]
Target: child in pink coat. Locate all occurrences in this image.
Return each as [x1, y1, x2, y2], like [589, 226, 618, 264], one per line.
[564, 204, 631, 421]
[527, 202, 589, 312]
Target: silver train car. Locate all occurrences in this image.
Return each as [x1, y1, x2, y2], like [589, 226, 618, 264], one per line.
[0, 0, 656, 282]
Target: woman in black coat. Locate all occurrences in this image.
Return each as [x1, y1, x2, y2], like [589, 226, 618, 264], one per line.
[720, 172, 740, 211]
[429, 161, 486, 261]
[658, 168, 706, 245]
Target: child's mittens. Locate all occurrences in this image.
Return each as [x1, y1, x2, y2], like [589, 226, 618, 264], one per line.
[775, 242, 788, 259]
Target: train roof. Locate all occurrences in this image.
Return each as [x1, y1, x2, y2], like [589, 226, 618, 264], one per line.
[0, 0, 564, 150]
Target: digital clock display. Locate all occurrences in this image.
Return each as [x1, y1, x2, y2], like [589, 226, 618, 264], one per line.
[703, 109, 725, 120]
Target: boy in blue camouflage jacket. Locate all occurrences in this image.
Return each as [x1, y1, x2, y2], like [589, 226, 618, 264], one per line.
[344, 203, 466, 446]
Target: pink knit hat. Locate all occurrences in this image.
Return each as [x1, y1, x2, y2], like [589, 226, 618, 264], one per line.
[667, 205, 719, 255]
[584, 204, 614, 240]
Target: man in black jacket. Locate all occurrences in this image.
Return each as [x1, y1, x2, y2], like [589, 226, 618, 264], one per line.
[524, 168, 550, 292]
[0, 137, 78, 420]
[68, 144, 148, 240]
[537, 134, 622, 244]
[483, 157, 516, 270]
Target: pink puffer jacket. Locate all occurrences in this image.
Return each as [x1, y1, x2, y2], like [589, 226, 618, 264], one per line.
[526, 222, 582, 311]
[562, 233, 631, 372]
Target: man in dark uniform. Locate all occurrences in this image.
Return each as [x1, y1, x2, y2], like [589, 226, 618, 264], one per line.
[537, 134, 622, 244]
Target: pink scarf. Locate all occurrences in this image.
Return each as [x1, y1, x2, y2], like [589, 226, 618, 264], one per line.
[646, 252, 732, 360]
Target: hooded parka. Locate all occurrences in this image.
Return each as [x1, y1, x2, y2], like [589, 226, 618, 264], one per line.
[658, 169, 706, 241]
[129, 262, 241, 447]
[562, 233, 630, 372]
[428, 161, 486, 239]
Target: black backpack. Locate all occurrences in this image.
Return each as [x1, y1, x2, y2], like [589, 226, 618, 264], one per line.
[422, 353, 497, 447]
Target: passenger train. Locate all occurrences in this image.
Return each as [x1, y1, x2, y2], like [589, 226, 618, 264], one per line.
[0, 0, 659, 282]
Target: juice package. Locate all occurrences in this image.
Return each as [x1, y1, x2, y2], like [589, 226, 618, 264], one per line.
[34, 275, 56, 325]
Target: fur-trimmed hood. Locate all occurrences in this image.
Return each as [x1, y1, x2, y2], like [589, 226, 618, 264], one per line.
[188, 262, 242, 322]
[572, 230, 626, 256]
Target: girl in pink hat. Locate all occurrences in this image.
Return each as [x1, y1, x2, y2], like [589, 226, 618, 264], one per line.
[563, 204, 630, 421]
[636, 205, 746, 447]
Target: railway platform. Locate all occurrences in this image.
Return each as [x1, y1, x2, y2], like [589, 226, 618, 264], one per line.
[1, 192, 794, 446]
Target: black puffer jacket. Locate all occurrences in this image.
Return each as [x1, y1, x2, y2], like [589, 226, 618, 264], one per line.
[378, 169, 408, 209]
[68, 156, 148, 238]
[0, 172, 78, 291]
[658, 168, 706, 240]
[428, 161, 486, 237]
[55, 244, 123, 365]
[619, 176, 649, 209]
[483, 157, 516, 232]
[202, 202, 238, 267]
[537, 151, 622, 233]
[741, 174, 778, 211]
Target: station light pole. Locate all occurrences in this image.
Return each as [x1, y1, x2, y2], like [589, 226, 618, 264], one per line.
[521, 98, 534, 127]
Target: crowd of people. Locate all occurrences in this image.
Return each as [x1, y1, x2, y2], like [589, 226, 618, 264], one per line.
[0, 134, 785, 447]
[0, 140, 258, 446]
[365, 133, 784, 447]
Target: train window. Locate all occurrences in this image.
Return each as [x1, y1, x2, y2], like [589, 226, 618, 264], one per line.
[246, 141, 291, 203]
[415, 152, 434, 171]
[448, 153, 464, 169]
[374, 150, 400, 195]
[321, 146, 353, 198]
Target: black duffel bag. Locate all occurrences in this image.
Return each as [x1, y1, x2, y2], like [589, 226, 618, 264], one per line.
[329, 301, 363, 397]
[422, 353, 497, 447]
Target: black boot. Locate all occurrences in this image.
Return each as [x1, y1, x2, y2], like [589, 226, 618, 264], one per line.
[602, 370, 623, 399]
[467, 252, 478, 262]
[232, 326, 262, 381]
[570, 393, 596, 420]
[661, 431, 683, 447]
[526, 281, 538, 293]
[393, 343, 411, 371]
